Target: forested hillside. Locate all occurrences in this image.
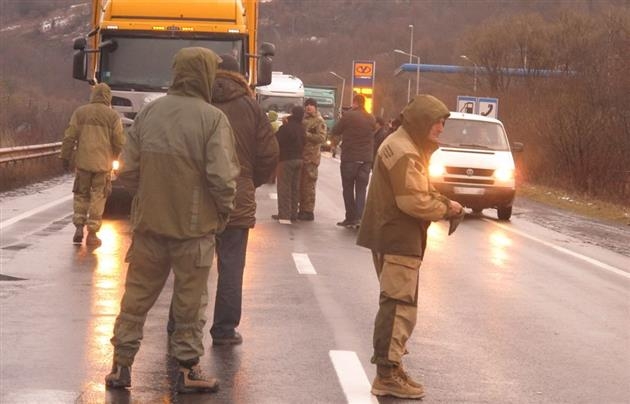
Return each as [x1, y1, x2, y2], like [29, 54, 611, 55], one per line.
[1, 0, 628, 203]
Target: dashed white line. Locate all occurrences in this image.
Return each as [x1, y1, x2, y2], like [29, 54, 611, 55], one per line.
[329, 350, 377, 404]
[487, 219, 630, 280]
[292, 252, 317, 275]
[0, 194, 72, 230]
[269, 193, 277, 200]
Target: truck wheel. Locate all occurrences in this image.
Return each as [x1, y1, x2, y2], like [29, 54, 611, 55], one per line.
[497, 206, 512, 221]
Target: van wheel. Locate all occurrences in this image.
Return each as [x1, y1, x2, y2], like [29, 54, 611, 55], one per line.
[497, 206, 512, 221]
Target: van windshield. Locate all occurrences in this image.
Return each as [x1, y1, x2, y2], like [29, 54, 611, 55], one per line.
[440, 120, 509, 151]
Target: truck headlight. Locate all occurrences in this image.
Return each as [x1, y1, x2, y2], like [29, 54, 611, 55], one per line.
[429, 163, 445, 177]
[494, 167, 514, 182]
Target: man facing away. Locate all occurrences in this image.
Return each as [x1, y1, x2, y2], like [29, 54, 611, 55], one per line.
[105, 47, 240, 394]
[331, 94, 376, 228]
[60, 82, 125, 247]
[357, 94, 463, 399]
[298, 97, 327, 221]
[207, 55, 278, 345]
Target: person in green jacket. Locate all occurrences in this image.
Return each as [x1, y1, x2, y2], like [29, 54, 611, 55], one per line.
[60, 82, 125, 247]
[357, 94, 463, 400]
[105, 47, 240, 394]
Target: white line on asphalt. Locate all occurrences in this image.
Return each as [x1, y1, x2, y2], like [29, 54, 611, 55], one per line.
[329, 350, 377, 404]
[487, 219, 630, 280]
[0, 194, 73, 230]
[292, 252, 317, 275]
[269, 193, 277, 199]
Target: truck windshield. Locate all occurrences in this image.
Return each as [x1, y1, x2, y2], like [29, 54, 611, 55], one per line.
[258, 95, 305, 114]
[98, 35, 244, 91]
[440, 120, 509, 151]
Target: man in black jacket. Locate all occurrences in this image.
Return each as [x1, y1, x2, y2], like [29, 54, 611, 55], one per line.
[331, 94, 376, 228]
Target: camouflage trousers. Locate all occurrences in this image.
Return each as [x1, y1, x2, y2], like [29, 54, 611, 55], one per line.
[371, 252, 422, 366]
[110, 232, 215, 367]
[72, 169, 111, 232]
[277, 159, 302, 220]
[299, 162, 319, 213]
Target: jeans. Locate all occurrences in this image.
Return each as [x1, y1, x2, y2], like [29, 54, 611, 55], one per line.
[340, 161, 371, 222]
[210, 227, 250, 339]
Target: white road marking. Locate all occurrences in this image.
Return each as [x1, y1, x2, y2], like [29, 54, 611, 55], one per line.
[292, 252, 317, 275]
[329, 350, 377, 404]
[269, 193, 277, 199]
[488, 219, 630, 280]
[0, 194, 72, 230]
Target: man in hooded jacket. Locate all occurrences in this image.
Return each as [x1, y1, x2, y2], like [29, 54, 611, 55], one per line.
[357, 94, 463, 399]
[298, 98, 327, 221]
[106, 47, 240, 394]
[206, 55, 278, 345]
[60, 82, 125, 247]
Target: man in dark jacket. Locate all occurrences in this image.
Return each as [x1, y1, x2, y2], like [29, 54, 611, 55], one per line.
[207, 55, 279, 345]
[331, 94, 376, 228]
[357, 94, 463, 399]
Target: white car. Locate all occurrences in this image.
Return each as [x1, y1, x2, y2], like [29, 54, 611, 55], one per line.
[429, 112, 523, 220]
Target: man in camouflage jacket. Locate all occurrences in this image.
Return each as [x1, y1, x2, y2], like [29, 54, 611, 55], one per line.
[298, 98, 327, 221]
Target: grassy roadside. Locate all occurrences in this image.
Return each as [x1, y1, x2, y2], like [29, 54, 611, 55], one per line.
[518, 182, 630, 227]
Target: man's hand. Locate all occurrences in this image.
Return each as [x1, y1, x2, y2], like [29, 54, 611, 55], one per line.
[447, 200, 463, 217]
[61, 159, 70, 171]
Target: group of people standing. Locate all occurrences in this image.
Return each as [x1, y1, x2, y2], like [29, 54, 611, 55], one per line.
[60, 45, 464, 400]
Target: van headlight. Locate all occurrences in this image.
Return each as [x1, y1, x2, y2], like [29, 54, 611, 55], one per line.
[112, 160, 120, 171]
[494, 167, 514, 182]
[429, 163, 446, 177]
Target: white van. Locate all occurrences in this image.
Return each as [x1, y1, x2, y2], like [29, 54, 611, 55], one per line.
[429, 112, 523, 220]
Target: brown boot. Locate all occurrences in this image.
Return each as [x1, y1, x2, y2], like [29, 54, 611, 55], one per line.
[176, 364, 219, 393]
[371, 364, 424, 399]
[73, 226, 84, 244]
[86, 231, 102, 247]
[105, 361, 131, 389]
[396, 364, 424, 389]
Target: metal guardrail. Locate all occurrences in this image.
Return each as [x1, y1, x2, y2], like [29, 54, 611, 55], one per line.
[0, 142, 62, 164]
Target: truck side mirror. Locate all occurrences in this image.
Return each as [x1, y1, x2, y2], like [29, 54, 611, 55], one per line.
[72, 49, 87, 81]
[260, 42, 275, 57]
[257, 56, 272, 86]
[73, 37, 87, 50]
[511, 142, 524, 153]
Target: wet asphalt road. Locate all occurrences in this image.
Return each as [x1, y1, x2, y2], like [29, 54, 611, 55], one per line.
[1, 155, 629, 404]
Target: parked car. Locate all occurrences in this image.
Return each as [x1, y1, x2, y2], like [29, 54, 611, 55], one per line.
[429, 112, 523, 220]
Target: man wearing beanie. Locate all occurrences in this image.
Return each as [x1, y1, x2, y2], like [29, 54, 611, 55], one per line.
[357, 94, 463, 399]
[298, 97, 327, 221]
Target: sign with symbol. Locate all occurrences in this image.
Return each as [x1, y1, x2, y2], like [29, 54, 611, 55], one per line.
[352, 60, 375, 87]
[456, 96, 499, 118]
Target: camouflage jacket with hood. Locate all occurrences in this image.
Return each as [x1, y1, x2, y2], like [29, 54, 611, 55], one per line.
[60, 83, 125, 172]
[118, 47, 240, 239]
[357, 95, 452, 257]
[302, 111, 327, 165]
[211, 70, 279, 228]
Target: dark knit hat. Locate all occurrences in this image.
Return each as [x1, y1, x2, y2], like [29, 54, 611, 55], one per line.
[290, 105, 304, 121]
[219, 54, 240, 72]
[304, 98, 318, 107]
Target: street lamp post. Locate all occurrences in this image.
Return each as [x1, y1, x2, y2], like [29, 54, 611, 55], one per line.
[407, 24, 414, 103]
[394, 49, 420, 96]
[329, 71, 345, 117]
[460, 55, 478, 95]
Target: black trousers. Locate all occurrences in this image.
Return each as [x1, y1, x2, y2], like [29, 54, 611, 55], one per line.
[340, 161, 372, 222]
[210, 227, 250, 338]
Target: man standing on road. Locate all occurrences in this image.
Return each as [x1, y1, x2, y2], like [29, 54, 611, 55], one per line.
[331, 94, 376, 228]
[105, 47, 240, 394]
[60, 82, 125, 247]
[357, 94, 463, 399]
[298, 98, 327, 221]
[207, 55, 278, 345]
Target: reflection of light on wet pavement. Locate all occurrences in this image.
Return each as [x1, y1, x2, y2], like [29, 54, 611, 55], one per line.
[85, 222, 127, 394]
[489, 230, 511, 268]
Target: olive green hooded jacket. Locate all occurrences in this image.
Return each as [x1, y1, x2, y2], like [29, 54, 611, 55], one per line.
[302, 111, 327, 165]
[60, 83, 125, 172]
[356, 95, 452, 257]
[118, 47, 240, 239]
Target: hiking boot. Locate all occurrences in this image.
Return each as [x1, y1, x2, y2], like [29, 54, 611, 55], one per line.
[336, 219, 353, 227]
[212, 331, 243, 346]
[371, 365, 424, 399]
[297, 211, 314, 221]
[86, 231, 102, 247]
[105, 362, 131, 389]
[176, 364, 219, 394]
[396, 365, 424, 389]
[73, 226, 84, 244]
